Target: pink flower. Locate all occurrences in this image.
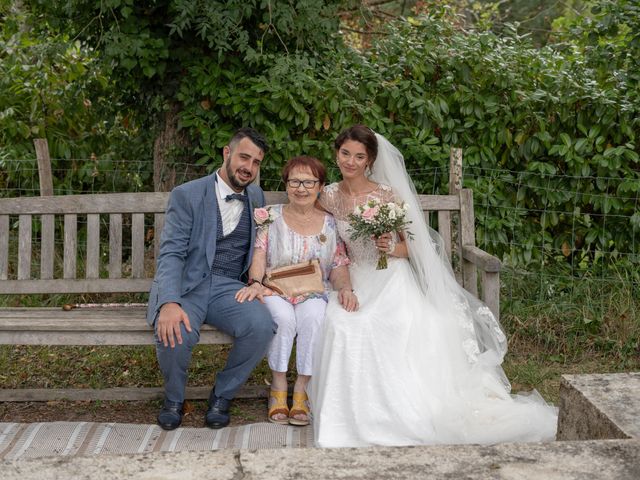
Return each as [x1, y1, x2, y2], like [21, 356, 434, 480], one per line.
[254, 207, 270, 224]
[361, 205, 379, 223]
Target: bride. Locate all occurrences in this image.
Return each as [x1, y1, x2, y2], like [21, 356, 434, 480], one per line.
[309, 125, 558, 448]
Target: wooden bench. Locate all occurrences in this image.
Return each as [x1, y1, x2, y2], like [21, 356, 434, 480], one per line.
[0, 189, 500, 402]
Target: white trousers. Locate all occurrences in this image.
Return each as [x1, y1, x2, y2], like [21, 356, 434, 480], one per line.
[264, 296, 327, 376]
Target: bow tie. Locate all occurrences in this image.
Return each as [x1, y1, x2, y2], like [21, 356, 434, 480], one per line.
[225, 193, 247, 202]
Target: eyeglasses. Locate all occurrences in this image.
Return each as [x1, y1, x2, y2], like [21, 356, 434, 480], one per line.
[286, 179, 320, 189]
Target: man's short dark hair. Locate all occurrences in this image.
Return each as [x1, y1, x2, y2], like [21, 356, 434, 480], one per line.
[229, 127, 269, 155]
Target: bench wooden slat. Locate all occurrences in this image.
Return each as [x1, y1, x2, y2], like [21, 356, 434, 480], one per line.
[0, 192, 169, 214]
[131, 213, 145, 278]
[0, 278, 152, 295]
[18, 214, 32, 279]
[154, 213, 164, 260]
[40, 214, 55, 279]
[481, 270, 500, 320]
[109, 213, 123, 279]
[63, 213, 77, 279]
[461, 245, 501, 273]
[86, 213, 100, 279]
[0, 214, 9, 280]
[0, 307, 230, 345]
[438, 210, 452, 259]
[264, 191, 288, 205]
[419, 194, 460, 210]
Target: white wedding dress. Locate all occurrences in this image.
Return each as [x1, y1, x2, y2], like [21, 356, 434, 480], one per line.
[309, 136, 558, 448]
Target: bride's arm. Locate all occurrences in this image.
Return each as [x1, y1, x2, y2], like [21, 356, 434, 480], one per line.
[374, 231, 408, 258]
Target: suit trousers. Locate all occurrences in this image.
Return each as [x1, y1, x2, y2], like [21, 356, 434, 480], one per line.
[154, 274, 277, 403]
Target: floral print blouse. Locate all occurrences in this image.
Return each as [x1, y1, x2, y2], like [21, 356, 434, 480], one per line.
[254, 204, 350, 304]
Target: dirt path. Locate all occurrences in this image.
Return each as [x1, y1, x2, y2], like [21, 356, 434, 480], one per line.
[0, 398, 268, 427]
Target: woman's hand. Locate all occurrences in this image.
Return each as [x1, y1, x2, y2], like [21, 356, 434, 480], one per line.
[338, 287, 359, 312]
[374, 232, 396, 255]
[374, 232, 408, 258]
[235, 283, 273, 303]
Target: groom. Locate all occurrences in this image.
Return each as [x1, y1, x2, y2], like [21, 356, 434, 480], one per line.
[147, 127, 276, 431]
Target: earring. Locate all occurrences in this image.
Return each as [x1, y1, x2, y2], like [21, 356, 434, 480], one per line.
[317, 192, 321, 199]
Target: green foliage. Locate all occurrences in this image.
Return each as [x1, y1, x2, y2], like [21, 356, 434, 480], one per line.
[0, 5, 152, 194]
[357, 15, 640, 270]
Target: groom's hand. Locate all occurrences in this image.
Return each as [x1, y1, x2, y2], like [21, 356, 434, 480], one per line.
[157, 302, 192, 348]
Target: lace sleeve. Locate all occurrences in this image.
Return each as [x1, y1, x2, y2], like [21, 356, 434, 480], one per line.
[319, 183, 340, 215]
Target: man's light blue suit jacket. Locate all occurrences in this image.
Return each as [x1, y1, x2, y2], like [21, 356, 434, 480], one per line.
[146, 173, 265, 325]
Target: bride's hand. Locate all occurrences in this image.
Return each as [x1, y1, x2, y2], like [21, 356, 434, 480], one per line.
[338, 287, 358, 312]
[374, 232, 396, 254]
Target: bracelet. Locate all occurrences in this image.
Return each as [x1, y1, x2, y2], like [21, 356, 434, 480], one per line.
[247, 278, 262, 287]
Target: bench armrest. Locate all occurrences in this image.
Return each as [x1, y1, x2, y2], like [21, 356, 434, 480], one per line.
[461, 245, 501, 273]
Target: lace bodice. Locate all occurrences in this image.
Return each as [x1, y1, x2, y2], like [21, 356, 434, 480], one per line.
[320, 182, 400, 267]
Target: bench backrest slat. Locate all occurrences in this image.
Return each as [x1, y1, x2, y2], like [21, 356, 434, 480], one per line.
[87, 214, 100, 279]
[3, 278, 152, 295]
[154, 213, 164, 260]
[64, 214, 77, 279]
[459, 189, 478, 295]
[109, 213, 123, 279]
[0, 215, 8, 280]
[18, 215, 32, 280]
[0, 191, 472, 296]
[131, 213, 145, 279]
[438, 210, 453, 260]
[41, 214, 55, 279]
[0, 192, 169, 214]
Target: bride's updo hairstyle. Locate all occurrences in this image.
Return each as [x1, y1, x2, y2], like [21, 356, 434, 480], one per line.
[334, 125, 378, 168]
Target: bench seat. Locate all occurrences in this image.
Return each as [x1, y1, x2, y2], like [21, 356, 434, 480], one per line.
[0, 307, 231, 345]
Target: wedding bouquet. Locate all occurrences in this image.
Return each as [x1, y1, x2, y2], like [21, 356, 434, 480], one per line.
[348, 198, 412, 270]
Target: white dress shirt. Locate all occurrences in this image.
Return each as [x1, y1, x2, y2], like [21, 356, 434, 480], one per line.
[215, 171, 246, 236]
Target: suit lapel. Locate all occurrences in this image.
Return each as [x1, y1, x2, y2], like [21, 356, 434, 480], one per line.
[204, 174, 218, 269]
[244, 186, 261, 273]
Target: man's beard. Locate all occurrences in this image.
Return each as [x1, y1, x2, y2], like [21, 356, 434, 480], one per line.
[225, 162, 252, 189]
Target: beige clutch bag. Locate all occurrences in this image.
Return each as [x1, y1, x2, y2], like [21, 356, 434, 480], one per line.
[263, 259, 324, 297]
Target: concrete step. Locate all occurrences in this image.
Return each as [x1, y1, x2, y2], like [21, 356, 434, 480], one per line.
[557, 372, 640, 440]
[2, 438, 639, 480]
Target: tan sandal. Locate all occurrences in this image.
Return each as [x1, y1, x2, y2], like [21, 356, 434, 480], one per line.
[268, 390, 289, 424]
[289, 391, 310, 426]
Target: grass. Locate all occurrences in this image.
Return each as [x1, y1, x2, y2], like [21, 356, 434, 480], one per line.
[1, 266, 638, 408]
[499, 266, 640, 403]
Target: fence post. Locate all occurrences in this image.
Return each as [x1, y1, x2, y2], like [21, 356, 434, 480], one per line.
[34, 138, 53, 196]
[448, 147, 463, 194]
[447, 147, 464, 284]
[33, 138, 55, 278]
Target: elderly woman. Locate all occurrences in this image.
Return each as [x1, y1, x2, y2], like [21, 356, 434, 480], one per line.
[236, 155, 357, 426]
